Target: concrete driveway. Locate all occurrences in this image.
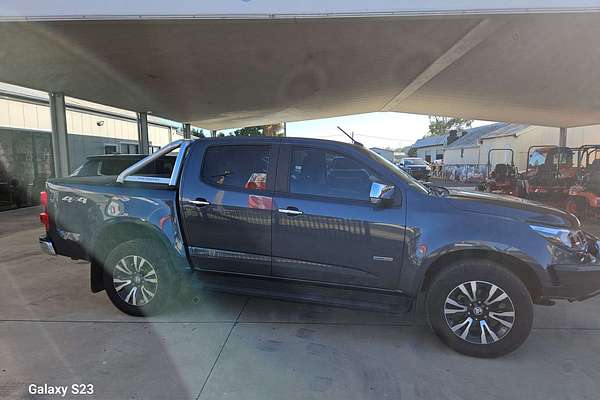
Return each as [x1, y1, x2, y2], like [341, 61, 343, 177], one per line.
[1, 207, 600, 400]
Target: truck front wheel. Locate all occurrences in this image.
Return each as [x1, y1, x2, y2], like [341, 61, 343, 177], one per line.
[102, 239, 175, 316]
[426, 259, 533, 358]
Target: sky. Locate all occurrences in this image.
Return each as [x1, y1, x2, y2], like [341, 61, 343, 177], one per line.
[285, 112, 491, 150]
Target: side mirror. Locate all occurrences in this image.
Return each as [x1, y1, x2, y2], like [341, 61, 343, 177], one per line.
[370, 182, 395, 206]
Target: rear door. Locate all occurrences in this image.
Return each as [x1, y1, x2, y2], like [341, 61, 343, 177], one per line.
[179, 141, 278, 275]
[271, 144, 406, 289]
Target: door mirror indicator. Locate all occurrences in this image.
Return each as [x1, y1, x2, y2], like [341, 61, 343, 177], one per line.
[370, 182, 395, 206]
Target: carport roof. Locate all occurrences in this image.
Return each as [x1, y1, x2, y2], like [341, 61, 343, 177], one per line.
[1, 3, 600, 129]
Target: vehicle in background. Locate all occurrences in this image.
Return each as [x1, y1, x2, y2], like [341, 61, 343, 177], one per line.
[397, 157, 431, 181]
[71, 154, 177, 178]
[38, 137, 600, 358]
[477, 149, 518, 195]
[369, 147, 395, 163]
[566, 145, 600, 218]
[517, 146, 577, 199]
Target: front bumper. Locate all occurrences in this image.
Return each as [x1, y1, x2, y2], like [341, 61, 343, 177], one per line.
[539, 234, 600, 302]
[39, 236, 56, 256]
[543, 261, 600, 301]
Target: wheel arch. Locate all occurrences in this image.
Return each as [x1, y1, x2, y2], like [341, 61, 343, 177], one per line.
[89, 219, 184, 293]
[419, 249, 543, 303]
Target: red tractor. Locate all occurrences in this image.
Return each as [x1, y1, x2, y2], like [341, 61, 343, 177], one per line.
[516, 146, 577, 200]
[477, 149, 518, 195]
[565, 145, 600, 219]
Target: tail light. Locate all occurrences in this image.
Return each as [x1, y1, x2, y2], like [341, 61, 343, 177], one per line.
[40, 191, 49, 232]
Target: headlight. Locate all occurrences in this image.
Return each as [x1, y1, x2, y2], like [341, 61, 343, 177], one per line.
[529, 224, 587, 251]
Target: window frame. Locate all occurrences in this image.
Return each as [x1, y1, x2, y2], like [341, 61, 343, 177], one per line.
[279, 144, 387, 205]
[199, 143, 278, 194]
[104, 144, 118, 155]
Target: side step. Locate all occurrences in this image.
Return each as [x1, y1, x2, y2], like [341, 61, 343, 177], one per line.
[188, 271, 413, 314]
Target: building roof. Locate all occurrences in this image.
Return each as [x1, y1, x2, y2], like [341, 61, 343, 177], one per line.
[479, 123, 530, 140]
[412, 134, 448, 149]
[446, 123, 506, 149]
[446, 123, 530, 149]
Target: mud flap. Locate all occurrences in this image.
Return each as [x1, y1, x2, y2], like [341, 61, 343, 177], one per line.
[90, 260, 105, 293]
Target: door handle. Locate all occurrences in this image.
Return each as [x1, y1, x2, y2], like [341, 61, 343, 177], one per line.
[189, 198, 211, 207]
[278, 207, 303, 216]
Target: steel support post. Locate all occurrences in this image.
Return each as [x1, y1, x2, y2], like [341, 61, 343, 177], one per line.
[137, 112, 150, 154]
[183, 123, 192, 139]
[49, 92, 70, 177]
[559, 127, 567, 147]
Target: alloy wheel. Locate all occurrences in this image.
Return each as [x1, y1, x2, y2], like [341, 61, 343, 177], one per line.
[113, 255, 158, 306]
[444, 280, 515, 345]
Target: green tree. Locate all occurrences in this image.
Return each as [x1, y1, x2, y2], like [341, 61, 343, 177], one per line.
[428, 116, 473, 136]
[233, 126, 263, 136]
[233, 123, 284, 137]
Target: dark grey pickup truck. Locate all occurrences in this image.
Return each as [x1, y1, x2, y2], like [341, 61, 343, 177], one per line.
[39, 137, 600, 357]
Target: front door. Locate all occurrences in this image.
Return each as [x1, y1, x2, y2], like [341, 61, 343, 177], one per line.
[179, 142, 277, 275]
[271, 145, 406, 289]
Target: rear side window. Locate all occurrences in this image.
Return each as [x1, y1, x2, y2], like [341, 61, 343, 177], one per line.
[202, 145, 270, 191]
[289, 147, 382, 201]
[100, 159, 138, 175]
[135, 156, 176, 177]
[73, 160, 100, 176]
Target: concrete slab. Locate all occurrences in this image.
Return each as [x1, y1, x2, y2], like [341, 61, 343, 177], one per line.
[240, 297, 421, 326]
[0, 321, 231, 400]
[200, 323, 600, 400]
[0, 206, 42, 238]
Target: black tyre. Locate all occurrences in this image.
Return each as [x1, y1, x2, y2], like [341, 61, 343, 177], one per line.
[426, 259, 533, 358]
[103, 239, 176, 316]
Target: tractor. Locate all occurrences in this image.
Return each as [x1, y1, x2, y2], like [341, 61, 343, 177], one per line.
[565, 145, 600, 219]
[477, 149, 518, 194]
[516, 146, 577, 200]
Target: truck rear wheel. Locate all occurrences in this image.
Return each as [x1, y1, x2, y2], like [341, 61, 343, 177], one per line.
[103, 239, 175, 316]
[426, 259, 533, 358]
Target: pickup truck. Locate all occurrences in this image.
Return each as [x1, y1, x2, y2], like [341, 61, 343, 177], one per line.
[39, 137, 600, 358]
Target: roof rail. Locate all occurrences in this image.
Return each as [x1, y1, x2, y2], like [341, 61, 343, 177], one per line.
[116, 139, 192, 186]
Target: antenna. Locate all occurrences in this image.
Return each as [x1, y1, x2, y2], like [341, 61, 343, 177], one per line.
[337, 126, 363, 146]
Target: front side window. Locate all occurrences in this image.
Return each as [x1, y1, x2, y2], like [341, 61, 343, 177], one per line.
[289, 147, 381, 201]
[202, 145, 270, 191]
